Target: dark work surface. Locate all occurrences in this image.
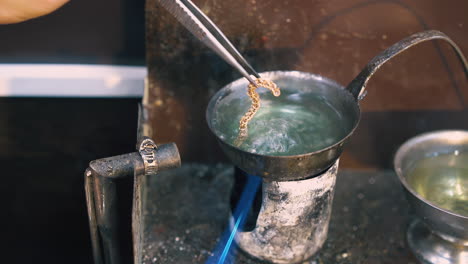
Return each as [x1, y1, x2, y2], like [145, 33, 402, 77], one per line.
[141, 164, 418, 264]
[1, 96, 463, 263]
[314, 170, 416, 264]
[1, 98, 140, 264]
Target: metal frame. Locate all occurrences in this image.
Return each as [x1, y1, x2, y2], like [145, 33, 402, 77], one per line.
[85, 104, 180, 264]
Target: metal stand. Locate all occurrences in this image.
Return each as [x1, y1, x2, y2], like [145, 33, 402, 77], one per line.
[85, 105, 181, 264]
[234, 161, 339, 263]
[407, 219, 468, 264]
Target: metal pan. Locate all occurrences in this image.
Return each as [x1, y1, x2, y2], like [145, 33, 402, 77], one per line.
[206, 30, 467, 181]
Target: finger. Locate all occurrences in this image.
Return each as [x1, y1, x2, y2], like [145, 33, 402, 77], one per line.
[0, 0, 70, 24]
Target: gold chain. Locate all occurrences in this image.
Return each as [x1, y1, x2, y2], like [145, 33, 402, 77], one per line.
[234, 78, 281, 146]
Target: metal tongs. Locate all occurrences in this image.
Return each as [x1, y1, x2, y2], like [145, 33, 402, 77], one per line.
[156, 0, 260, 85]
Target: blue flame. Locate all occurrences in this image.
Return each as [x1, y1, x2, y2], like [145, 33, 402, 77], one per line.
[205, 174, 261, 264]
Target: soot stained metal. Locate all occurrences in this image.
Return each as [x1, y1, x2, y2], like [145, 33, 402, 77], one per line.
[234, 161, 339, 263]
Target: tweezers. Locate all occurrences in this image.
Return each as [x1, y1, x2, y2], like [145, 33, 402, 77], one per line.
[156, 0, 260, 84]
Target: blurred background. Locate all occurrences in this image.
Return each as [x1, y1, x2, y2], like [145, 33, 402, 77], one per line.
[1, 0, 467, 263]
[1, 0, 145, 263]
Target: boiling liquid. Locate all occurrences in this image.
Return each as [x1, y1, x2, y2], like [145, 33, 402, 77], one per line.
[213, 90, 348, 156]
[407, 152, 468, 216]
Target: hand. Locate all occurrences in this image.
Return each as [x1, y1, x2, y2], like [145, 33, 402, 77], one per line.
[0, 0, 69, 24]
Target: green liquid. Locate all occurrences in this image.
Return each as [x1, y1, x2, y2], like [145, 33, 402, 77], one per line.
[212, 90, 348, 156]
[407, 152, 468, 216]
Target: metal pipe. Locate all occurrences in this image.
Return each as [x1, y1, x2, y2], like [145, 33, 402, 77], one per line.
[93, 174, 121, 264]
[85, 141, 180, 264]
[85, 169, 104, 264]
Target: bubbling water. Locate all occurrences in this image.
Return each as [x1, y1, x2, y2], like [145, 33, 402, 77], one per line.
[235, 78, 281, 146]
[213, 87, 348, 156]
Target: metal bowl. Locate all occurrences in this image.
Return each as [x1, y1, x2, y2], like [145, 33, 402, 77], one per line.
[206, 71, 360, 181]
[394, 130, 468, 264]
[394, 130, 468, 240]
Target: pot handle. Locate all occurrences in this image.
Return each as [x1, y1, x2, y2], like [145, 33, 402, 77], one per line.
[347, 30, 468, 101]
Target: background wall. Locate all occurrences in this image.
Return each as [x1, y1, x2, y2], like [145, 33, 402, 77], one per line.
[146, 0, 468, 169]
[0, 0, 145, 64]
[0, 1, 145, 263]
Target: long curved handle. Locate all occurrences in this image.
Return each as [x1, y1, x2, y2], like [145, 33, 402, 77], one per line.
[347, 30, 468, 100]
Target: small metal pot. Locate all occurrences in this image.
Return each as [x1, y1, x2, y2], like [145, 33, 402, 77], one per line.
[207, 30, 467, 181]
[207, 71, 358, 180]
